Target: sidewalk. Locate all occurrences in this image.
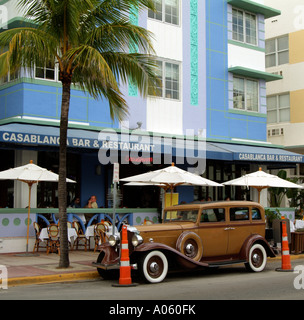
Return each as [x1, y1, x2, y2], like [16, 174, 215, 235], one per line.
[1, 250, 100, 287]
[1, 249, 304, 288]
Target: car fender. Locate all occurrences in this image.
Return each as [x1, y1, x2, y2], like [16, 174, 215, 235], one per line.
[96, 243, 119, 266]
[132, 242, 209, 269]
[239, 234, 276, 261]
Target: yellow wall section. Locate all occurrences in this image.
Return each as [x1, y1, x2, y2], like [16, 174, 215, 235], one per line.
[290, 89, 304, 123]
[290, 30, 304, 64]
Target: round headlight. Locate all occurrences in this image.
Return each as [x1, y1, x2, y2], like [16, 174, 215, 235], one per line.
[132, 234, 143, 247]
[109, 234, 119, 247]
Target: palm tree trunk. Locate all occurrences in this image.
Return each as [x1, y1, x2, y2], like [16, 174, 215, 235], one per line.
[58, 80, 71, 268]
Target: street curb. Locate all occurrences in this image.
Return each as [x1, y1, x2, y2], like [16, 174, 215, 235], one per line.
[7, 254, 304, 287]
[269, 253, 304, 261]
[8, 271, 100, 287]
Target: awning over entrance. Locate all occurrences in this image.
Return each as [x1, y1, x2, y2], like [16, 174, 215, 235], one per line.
[0, 122, 303, 164]
[207, 142, 304, 164]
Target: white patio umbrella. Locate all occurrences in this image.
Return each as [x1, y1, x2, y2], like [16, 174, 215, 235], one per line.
[0, 160, 76, 254]
[121, 163, 222, 206]
[223, 167, 304, 202]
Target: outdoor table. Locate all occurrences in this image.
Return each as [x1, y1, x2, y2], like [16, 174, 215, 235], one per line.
[85, 225, 118, 239]
[39, 227, 78, 243]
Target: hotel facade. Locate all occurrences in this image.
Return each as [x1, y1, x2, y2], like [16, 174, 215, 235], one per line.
[0, 0, 302, 251]
[265, 0, 304, 184]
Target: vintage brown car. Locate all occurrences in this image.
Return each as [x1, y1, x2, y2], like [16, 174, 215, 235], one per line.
[94, 201, 276, 283]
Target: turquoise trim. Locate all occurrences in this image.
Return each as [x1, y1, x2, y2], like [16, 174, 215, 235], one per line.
[228, 66, 283, 82]
[228, 40, 265, 52]
[228, 109, 267, 118]
[190, 0, 198, 106]
[227, 0, 281, 19]
[128, 5, 139, 97]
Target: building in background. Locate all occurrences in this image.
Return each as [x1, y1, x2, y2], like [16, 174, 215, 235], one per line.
[0, 0, 301, 211]
[265, 0, 304, 189]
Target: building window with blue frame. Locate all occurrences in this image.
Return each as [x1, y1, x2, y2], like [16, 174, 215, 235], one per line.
[232, 8, 257, 46]
[149, 59, 180, 100]
[233, 76, 259, 112]
[148, 0, 179, 26]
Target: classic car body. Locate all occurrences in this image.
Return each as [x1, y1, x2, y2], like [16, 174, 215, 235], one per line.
[94, 201, 276, 283]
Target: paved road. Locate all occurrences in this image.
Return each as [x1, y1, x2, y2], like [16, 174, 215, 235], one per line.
[1, 259, 304, 301]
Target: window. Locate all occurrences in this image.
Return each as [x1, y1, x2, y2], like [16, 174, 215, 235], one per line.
[252, 208, 262, 220]
[233, 76, 259, 112]
[0, 47, 20, 84]
[0, 69, 19, 85]
[230, 207, 249, 221]
[149, 59, 180, 100]
[267, 93, 290, 123]
[201, 208, 225, 223]
[35, 61, 56, 81]
[232, 8, 257, 45]
[266, 35, 289, 68]
[164, 210, 198, 222]
[148, 0, 179, 25]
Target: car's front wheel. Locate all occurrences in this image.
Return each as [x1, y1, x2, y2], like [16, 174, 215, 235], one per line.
[245, 243, 267, 272]
[138, 250, 168, 283]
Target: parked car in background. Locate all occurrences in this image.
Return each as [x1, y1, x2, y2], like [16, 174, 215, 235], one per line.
[94, 201, 276, 283]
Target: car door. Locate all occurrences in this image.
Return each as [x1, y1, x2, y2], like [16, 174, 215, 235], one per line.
[197, 207, 229, 258]
[226, 206, 251, 256]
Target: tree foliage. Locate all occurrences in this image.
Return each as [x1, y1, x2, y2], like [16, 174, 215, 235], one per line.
[0, 0, 158, 267]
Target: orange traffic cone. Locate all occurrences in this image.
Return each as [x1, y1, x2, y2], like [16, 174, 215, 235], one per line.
[276, 218, 293, 272]
[112, 225, 137, 287]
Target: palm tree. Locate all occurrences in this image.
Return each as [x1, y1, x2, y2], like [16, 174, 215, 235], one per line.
[0, 0, 157, 268]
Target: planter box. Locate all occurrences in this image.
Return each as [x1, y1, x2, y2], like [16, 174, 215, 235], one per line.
[291, 232, 304, 254]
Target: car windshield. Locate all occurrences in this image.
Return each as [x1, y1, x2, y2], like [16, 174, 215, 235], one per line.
[164, 210, 199, 222]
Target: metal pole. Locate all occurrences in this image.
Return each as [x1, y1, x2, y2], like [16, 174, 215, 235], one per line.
[26, 183, 33, 253]
[113, 182, 117, 235]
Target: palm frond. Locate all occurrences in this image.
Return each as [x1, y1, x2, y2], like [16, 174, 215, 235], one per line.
[85, 22, 155, 56]
[1, 0, 159, 123]
[0, 27, 57, 73]
[103, 52, 159, 96]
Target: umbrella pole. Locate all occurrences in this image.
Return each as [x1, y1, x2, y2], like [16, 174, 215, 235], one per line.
[26, 183, 33, 253]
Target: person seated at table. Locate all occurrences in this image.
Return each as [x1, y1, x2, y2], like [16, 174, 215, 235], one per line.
[84, 195, 98, 209]
[69, 197, 86, 224]
[69, 197, 81, 208]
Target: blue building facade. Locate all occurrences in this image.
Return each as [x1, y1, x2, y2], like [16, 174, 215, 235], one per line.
[0, 0, 303, 211]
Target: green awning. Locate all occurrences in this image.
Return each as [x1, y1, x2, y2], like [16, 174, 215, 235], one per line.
[228, 66, 283, 82]
[227, 0, 281, 19]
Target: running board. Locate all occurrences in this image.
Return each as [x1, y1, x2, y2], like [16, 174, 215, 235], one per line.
[92, 262, 137, 270]
[208, 260, 246, 267]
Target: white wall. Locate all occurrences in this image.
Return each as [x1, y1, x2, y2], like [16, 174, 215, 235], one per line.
[146, 19, 183, 135]
[266, 63, 304, 95]
[265, 0, 304, 37]
[2, 0, 25, 22]
[14, 150, 38, 209]
[228, 44, 266, 71]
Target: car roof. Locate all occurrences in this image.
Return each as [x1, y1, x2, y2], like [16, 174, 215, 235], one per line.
[164, 200, 263, 211]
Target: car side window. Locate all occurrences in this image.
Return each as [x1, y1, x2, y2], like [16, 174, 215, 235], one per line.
[201, 208, 225, 222]
[252, 208, 262, 220]
[230, 207, 249, 221]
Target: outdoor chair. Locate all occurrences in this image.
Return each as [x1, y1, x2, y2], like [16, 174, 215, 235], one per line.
[73, 221, 88, 251]
[46, 224, 60, 254]
[94, 222, 109, 252]
[33, 222, 44, 253]
[57, 221, 73, 250]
